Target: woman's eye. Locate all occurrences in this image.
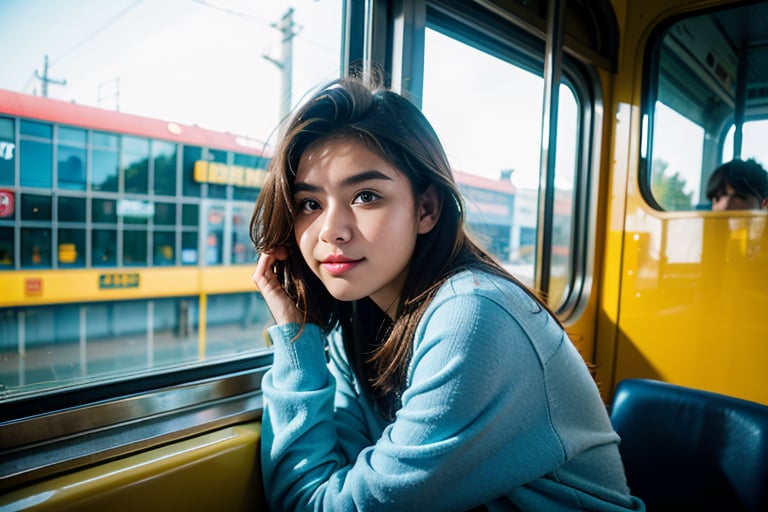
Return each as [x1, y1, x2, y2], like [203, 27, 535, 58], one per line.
[353, 191, 379, 204]
[298, 198, 320, 212]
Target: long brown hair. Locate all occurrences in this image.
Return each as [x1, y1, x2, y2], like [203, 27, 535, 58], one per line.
[250, 75, 553, 396]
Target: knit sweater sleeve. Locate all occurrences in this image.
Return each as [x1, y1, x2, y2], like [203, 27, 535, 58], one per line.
[260, 279, 578, 511]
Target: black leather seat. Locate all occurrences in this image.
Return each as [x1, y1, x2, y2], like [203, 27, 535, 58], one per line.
[609, 378, 768, 512]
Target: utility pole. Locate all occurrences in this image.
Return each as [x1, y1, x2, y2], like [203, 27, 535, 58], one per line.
[34, 55, 67, 97]
[263, 8, 298, 121]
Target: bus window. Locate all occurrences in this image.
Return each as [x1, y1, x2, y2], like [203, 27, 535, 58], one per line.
[644, 2, 768, 211]
[422, 28, 583, 311]
[723, 120, 768, 168]
[650, 102, 704, 210]
[0, 0, 342, 401]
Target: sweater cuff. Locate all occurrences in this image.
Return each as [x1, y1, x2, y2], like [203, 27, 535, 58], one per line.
[266, 323, 328, 390]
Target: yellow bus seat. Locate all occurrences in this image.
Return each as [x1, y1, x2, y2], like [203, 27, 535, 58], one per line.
[0, 422, 266, 512]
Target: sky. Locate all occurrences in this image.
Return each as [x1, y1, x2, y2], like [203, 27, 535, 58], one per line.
[0, 0, 342, 146]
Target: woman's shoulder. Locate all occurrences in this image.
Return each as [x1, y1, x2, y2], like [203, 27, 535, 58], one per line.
[434, 268, 531, 304]
[426, 268, 558, 334]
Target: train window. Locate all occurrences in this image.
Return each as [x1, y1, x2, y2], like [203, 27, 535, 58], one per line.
[422, 28, 581, 310]
[644, 2, 768, 211]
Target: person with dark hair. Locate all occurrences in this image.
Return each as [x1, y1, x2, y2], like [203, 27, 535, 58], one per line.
[706, 158, 768, 211]
[250, 75, 644, 511]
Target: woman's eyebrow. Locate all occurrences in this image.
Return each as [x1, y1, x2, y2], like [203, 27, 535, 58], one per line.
[293, 169, 394, 193]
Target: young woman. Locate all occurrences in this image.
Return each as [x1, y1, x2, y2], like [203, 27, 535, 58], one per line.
[250, 76, 644, 511]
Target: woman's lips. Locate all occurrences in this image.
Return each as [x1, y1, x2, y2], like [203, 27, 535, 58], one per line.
[321, 257, 362, 276]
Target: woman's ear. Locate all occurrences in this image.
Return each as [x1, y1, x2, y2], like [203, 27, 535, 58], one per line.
[417, 184, 442, 234]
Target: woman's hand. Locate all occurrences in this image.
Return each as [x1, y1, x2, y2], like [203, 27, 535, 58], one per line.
[253, 247, 303, 325]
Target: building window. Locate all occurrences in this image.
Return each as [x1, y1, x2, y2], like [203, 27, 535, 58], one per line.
[122, 136, 150, 194]
[0, 117, 15, 187]
[21, 228, 51, 268]
[58, 196, 87, 223]
[153, 140, 177, 196]
[57, 126, 87, 191]
[92, 229, 117, 267]
[92, 132, 119, 192]
[58, 228, 86, 267]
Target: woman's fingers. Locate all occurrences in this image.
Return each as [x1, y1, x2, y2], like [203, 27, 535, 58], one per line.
[253, 250, 303, 325]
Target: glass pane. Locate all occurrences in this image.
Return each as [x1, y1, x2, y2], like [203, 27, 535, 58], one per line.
[153, 140, 177, 196]
[122, 136, 150, 194]
[182, 203, 199, 226]
[153, 231, 175, 266]
[123, 229, 148, 265]
[92, 198, 117, 223]
[59, 126, 87, 145]
[92, 229, 117, 266]
[0, 117, 14, 186]
[207, 149, 229, 199]
[58, 228, 86, 267]
[422, 28, 543, 289]
[181, 231, 198, 265]
[154, 202, 176, 225]
[232, 153, 265, 201]
[0, 227, 13, 268]
[723, 120, 768, 168]
[205, 205, 225, 265]
[21, 193, 52, 221]
[20, 120, 51, 138]
[58, 196, 86, 222]
[21, 228, 51, 267]
[57, 144, 87, 190]
[549, 86, 578, 309]
[650, 102, 702, 210]
[205, 293, 272, 356]
[20, 139, 52, 188]
[232, 204, 257, 264]
[182, 146, 203, 197]
[92, 147, 119, 192]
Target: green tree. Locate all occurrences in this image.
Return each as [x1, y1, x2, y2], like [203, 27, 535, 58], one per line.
[651, 158, 694, 210]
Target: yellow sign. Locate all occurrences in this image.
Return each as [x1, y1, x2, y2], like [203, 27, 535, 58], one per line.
[193, 161, 267, 188]
[99, 273, 140, 289]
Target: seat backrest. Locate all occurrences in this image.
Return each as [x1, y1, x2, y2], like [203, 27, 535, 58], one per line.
[610, 379, 768, 512]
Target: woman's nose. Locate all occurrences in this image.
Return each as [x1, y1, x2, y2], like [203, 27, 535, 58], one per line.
[319, 204, 352, 243]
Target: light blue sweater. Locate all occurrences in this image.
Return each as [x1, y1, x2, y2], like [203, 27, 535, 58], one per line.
[261, 270, 645, 511]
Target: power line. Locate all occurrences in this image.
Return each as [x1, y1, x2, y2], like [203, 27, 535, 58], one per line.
[188, 0, 272, 25]
[50, 0, 143, 67]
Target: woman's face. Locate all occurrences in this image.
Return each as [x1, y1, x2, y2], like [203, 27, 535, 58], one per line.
[292, 137, 438, 317]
